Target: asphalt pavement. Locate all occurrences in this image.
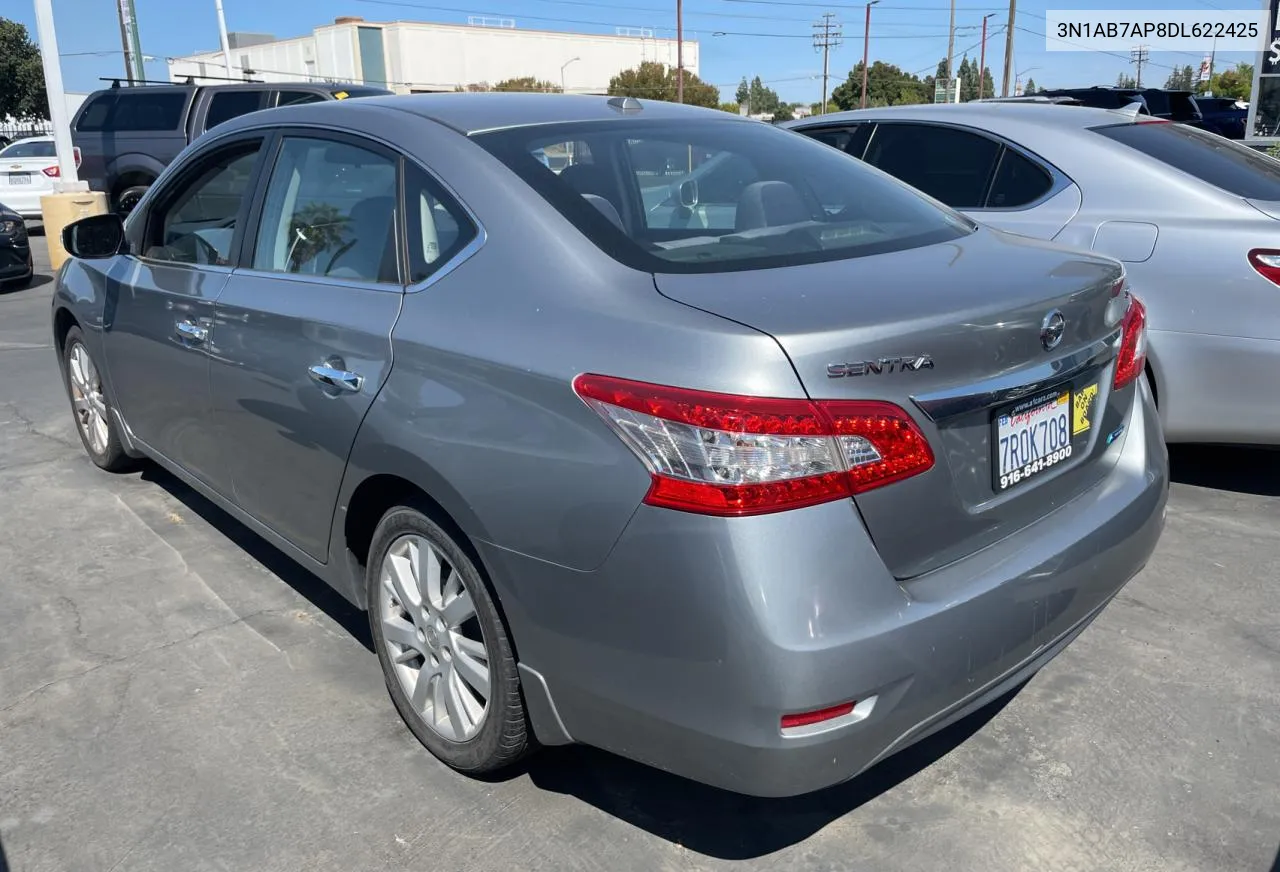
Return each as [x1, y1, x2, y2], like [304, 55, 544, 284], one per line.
[2, 234, 1278, 872]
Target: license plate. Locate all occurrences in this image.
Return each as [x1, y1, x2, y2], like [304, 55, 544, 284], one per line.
[7, 172, 31, 185]
[994, 389, 1073, 491]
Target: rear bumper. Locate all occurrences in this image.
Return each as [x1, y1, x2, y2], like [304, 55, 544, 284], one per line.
[1149, 328, 1280, 445]
[482, 381, 1168, 797]
[0, 188, 49, 219]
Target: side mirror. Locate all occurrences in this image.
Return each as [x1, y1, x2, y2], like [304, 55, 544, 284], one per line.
[62, 214, 126, 260]
[679, 178, 699, 209]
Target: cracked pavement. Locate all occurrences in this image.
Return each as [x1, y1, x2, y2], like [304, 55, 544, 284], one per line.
[1, 235, 1279, 872]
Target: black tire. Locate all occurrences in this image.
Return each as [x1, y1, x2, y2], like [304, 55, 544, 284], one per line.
[61, 327, 133, 472]
[366, 505, 529, 774]
[113, 184, 150, 216]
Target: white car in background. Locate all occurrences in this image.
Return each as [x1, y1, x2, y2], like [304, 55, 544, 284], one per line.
[0, 136, 79, 220]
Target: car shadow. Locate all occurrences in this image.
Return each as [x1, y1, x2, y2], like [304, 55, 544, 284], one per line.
[138, 465, 374, 653]
[505, 684, 1023, 860]
[0, 833, 8, 872]
[1169, 444, 1280, 497]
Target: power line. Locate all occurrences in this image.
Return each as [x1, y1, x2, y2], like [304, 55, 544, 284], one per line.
[1131, 45, 1150, 88]
[813, 12, 843, 114]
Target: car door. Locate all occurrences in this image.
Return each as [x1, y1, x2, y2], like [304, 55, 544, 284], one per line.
[102, 132, 269, 491]
[207, 132, 405, 561]
[849, 121, 1081, 240]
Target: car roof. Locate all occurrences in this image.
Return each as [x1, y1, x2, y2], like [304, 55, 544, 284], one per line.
[784, 102, 1134, 133]
[218, 92, 754, 137]
[4, 135, 54, 143]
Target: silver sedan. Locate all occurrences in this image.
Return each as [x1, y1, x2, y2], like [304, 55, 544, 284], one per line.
[787, 103, 1280, 445]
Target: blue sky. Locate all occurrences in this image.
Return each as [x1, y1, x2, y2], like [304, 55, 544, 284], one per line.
[7, 0, 1260, 104]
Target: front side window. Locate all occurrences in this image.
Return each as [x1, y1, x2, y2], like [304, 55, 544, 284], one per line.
[475, 119, 971, 274]
[863, 123, 1002, 209]
[0, 139, 56, 159]
[252, 137, 399, 283]
[143, 141, 262, 265]
[205, 90, 266, 130]
[801, 124, 874, 159]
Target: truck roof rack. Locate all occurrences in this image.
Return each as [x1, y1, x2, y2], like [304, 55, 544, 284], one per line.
[98, 74, 264, 88]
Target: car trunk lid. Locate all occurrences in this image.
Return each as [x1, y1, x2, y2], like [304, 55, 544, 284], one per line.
[653, 227, 1133, 578]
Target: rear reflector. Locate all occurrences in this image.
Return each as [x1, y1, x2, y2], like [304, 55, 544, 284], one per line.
[1112, 293, 1148, 390]
[572, 374, 934, 516]
[781, 702, 856, 730]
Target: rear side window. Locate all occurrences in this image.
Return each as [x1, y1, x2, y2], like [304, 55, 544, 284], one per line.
[205, 90, 266, 130]
[404, 162, 477, 282]
[863, 123, 1001, 209]
[985, 149, 1053, 208]
[75, 94, 116, 132]
[110, 91, 187, 131]
[1095, 122, 1280, 199]
[802, 124, 874, 159]
[276, 90, 326, 107]
[474, 118, 972, 274]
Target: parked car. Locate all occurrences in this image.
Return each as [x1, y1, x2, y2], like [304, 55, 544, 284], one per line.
[0, 135, 80, 220]
[1193, 96, 1249, 140]
[787, 103, 1280, 445]
[70, 81, 392, 214]
[0, 203, 32, 288]
[52, 93, 1167, 798]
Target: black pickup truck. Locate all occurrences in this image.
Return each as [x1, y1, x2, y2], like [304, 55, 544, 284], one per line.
[71, 81, 391, 213]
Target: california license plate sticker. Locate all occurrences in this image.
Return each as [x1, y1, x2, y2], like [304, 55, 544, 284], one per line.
[995, 390, 1072, 491]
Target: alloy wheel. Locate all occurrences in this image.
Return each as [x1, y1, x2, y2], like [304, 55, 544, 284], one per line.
[68, 343, 109, 456]
[378, 534, 492, 742]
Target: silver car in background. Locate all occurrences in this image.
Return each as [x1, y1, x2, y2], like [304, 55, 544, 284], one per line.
[787, 103, 1280, 446]
[53, 94, 1166, 797]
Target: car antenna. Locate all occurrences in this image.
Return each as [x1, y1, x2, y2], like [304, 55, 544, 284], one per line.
[1109, 101, 1146, 121]
[607, 96, 643, 113]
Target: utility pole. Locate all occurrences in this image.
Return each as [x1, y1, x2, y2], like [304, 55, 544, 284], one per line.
[1000, 0, 1016, 96]
[215, 0, 235, 78]
[1130, 45, 1149, 88]
[813, 12, 843, 115]
[676, 0, 685, 103]
[946, 0, 956, 84]
[978, 13, 995, 100]
[116, 0, 145, 82]
[861, 1, 879, 109]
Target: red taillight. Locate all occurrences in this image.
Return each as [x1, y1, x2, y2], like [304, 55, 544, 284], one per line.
[781, 701, 856, 730]
[1248, 248, 1280, 286]
[572, 374, 935, 516]
[1113, 294, 1148, 390]
[42, 166, 59, 178]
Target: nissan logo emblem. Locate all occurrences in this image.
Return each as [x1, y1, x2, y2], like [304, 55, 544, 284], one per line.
[1040, 310, 1066, 351]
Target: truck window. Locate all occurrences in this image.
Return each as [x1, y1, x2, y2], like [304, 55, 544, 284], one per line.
[205, 90, 266, 130]
[75, 94, 117, 132]
[276, 90, 326, 107]
[109, 92, 188, 132]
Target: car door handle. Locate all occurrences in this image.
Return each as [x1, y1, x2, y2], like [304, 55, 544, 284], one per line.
[175, 320, 209, 343]
[308, 363, 364, 393]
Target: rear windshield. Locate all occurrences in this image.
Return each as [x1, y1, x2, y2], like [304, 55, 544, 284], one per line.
[473, 118, 973, 274]
[1095, 121, 1280, 199]
[0, 139, 55, 158]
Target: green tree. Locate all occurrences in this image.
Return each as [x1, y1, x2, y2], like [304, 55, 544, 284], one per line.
[607, 61, 719, 108]
[1164, 65, 1195, 91]
[1024, 77, 1038, 95]
[735, 77, 750, 107]
[492, 76, 562, 92]
[0, 18, 48, 121]
[773, 103, 795, 122]
[1210, 62, 1252, 101]
[719, 101, 741, 114]
[735, 75, 782, 115]
[1117, 73, 1138, 89]
[832, 61, 930, 110]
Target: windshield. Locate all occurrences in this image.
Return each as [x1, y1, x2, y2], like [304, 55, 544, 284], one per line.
[0, 139, 55, 159]
[1094, 121, 1280, 199]
[474, 118, 973, 274]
